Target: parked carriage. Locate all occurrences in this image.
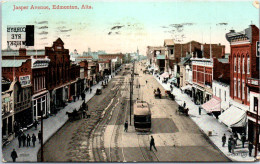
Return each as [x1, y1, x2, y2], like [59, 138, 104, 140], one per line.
[134, 101, 151, 132]
[66, 109, 83, 121]
[176, 105, 189, 116]
[96, 89, 102, 95]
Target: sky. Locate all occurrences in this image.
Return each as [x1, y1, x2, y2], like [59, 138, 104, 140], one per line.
[2, 0, 259, 55]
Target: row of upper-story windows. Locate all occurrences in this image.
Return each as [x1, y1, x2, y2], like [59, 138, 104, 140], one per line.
[33, 76, 45, 92]
[234, 55, 250, 74]
[233, 78, 249, 101]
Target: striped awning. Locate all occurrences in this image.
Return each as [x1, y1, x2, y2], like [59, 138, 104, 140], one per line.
[160, 72, 169, 78]
[201, 96, 221, 113]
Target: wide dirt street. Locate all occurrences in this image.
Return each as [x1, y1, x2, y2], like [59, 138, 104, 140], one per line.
[41, 62, 230, 162]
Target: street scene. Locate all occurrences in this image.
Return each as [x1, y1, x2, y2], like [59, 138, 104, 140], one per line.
[1, 0, 260, 163]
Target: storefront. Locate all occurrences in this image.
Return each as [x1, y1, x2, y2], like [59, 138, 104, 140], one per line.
[247, 112, 260, 146]
[32, 91, 49, 119]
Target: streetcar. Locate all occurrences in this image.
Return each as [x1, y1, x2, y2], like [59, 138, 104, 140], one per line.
[133, 101, 151, 132]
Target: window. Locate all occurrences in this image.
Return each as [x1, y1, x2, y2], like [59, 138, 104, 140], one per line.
[242, 56, 245, 73]
[254, 97, 258, 112]
[247, 57, 250, 74]
[224, 91, 226, 101]
[234, 79, 237, 97]
[242, 80, 245, 99]
[247, 87, 250, 101]
[238, 79, 240, 98]
[234, 56, 236, 72]
[34, 78, 36, 92]
[238, 57, 240, 73]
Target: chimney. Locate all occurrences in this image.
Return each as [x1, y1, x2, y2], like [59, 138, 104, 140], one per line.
[19, 48, 26, 56]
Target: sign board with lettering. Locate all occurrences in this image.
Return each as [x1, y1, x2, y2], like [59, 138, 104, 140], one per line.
[7, 25, 34, 47]
[19, 75, 31, 86]
[257, 41, 260, 57]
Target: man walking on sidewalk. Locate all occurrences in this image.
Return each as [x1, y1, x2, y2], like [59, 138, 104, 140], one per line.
[124, 121, 128, 132]
[22, 133, 26, 147]
[18, 135, 22, 148]
[150, 136, 157, 151]
[38, 130, 42, 143]
[241, 133, 246, 148]
[248, 142, 253, 157]
[26, 134, 31, 147]
[32, 134, 36, 147]
[11, 149, 18, 162]
[228, 137, 232, 153]
[222, 134, 226, 147]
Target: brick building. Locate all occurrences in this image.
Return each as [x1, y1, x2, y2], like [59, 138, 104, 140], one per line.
[191, 58, 213, 105]
[225, 25, 259, 142]
[2, 59, 33, 136]
[45, 38, 80, 111]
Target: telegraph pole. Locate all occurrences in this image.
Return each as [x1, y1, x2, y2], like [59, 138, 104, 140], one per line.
[41, 109, 44, 162]
[129, 60, 135, 125]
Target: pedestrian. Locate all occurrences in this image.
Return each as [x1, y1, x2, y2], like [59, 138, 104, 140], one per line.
[38, 130, 42, 143]
[234, 132, 238, 146]
[154, 89, 156, 94]
[26, 134, 31, 147]
[18, 134, 22, 148]
[22, 133, 26, 147]
[73, 95, 76, 102]
[33, 119, 38, 130]
[150, 136, 157, 151]
[228, 137, 232, 153]
[90, 88, 92, 93]
[77, 93, 80, 100]
[241, 133, 246, 148]
[146, 80, 148, 84]
[11, 149, 18, 162]
[231, 137, 235, 154]
[183, 101, 186, 108]
[248, 142, 253, 157]
[222, 134, 226, 147]
[32, 134, 36, 147]
[199, 106, 202, 115]
[124, 121, 128, 132]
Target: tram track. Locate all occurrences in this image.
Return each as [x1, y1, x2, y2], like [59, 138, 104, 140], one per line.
[108, 76, 128, 162]
[90, 76, 126, 162]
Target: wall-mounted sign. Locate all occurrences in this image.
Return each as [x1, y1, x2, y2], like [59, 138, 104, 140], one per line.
[32, 59, 50, 69]
[7, 25, 34, 47]
[19, 75, 31, 86]
[257, 41, 259, 57]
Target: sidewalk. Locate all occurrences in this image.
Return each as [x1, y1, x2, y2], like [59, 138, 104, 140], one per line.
[2, 70, 118, 162]
[153, 73, 258, 162]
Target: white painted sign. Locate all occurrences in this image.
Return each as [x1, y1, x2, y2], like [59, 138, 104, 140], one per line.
[19, 75, 31, 86]
[7, 25, 26, 47]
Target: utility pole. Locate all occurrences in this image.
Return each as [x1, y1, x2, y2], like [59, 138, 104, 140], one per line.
[41, 109, 44, 162]
[255, 101, 259, 157]
[129, 60, 135, 125]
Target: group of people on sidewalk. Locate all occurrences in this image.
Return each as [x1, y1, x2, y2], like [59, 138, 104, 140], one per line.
[222, 133, 254, 157]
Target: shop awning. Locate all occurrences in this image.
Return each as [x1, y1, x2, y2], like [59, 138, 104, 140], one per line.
[219, 105, 247, 128]
[201, 96, 221, 113]
[181, 85, 192, 91]
[160, 72, 169, 78]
